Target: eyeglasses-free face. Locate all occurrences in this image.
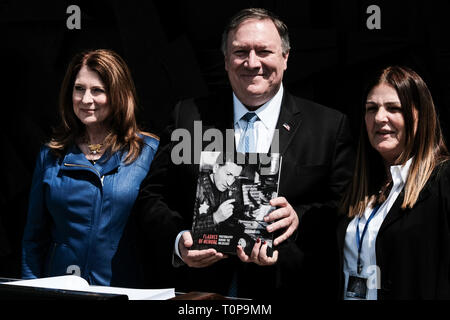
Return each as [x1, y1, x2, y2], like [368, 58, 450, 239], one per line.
[225, 18, 289, 108]
[365, 83, 408, 166]
[72, 65, 111, 129]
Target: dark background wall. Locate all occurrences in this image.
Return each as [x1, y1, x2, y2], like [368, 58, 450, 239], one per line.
[1, 0, 449, 278]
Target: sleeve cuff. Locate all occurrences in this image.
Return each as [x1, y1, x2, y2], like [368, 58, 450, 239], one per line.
[173, 230, 189, 267]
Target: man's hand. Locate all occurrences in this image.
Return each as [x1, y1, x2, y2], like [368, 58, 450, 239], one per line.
[213, 199, 235, 224]
[236, 238, 279, 266]
[264, 197, 299, 246]
[179, 231, 228, 267]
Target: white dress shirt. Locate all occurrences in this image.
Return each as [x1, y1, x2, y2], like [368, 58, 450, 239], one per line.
[343, 158, 413, 300]
[174, 85, 284, 261]
[233, 84, 283, 153]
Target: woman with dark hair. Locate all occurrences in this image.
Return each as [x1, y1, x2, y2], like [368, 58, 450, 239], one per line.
[338, 66, 450, 300]
[22, 49, 159, 287]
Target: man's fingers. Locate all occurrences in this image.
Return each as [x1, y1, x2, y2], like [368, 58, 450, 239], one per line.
[237, 240, 278, 266]
[186, 249, 216, 261]
[263, 198, 299, 246]
[264, 207, 288, 223]
[270, 250, 279, 263]
[259, 242, 268, 260]
[269, 196, 287, 207]
[258, 242, 275, 265]
[181, 231, 193, 247]
[266, 215, 292, 233]
[236, 245, 250, 262]
[273, 225, 295, 246]
[191, 253, 226, 268]
[184, 249, 227, 267]
[250, 238, 262, 262]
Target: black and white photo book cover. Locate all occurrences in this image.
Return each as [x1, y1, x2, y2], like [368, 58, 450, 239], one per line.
[191, 151, 282, 257]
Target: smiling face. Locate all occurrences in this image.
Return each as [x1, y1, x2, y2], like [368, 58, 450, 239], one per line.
[213, 162, 243, 192]
[365, 83, 409, 165]
[72, 65, 110, 128]
[224, 18, 288, 108]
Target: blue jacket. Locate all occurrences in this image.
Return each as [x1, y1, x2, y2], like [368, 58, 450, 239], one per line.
[22, 135, 159, 287]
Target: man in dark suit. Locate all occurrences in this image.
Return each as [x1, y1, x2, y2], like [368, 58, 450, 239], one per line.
[134, 8, 354, 299]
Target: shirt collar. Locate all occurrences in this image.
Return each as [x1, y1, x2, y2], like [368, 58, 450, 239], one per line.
[233, 84, 284, 130]
[390, 157, 413, 187]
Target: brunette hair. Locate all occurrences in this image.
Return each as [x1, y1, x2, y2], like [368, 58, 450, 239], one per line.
[342, 66, 449, 217]
[221, 8, 290, 56]
[48, 49, 156, 163]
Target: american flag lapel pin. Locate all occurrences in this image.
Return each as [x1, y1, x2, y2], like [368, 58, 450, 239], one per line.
[283, 123, 291, 131]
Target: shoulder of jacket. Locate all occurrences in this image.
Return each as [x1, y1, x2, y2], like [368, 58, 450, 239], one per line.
[40, 144, 51, 154]
[434, 159, 450, 180]
[39, 144, 54, 162]
[36, 144, 65, 171]
[140, 133, 160, 150]
[286, 92, 346, 119]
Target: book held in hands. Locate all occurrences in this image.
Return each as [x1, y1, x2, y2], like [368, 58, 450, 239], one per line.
[191, 151, 282, 257]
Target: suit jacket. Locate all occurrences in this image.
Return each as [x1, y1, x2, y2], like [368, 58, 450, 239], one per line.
[337, 161, 450, 300]
[134, 88, 355, 299]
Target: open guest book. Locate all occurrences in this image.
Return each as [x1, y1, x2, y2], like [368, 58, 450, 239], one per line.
[3, 275, 175, 300]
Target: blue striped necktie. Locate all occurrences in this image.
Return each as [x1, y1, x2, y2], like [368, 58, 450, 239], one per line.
[237, 112, 259, 153]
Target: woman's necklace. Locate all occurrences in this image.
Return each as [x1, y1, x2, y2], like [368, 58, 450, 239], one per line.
[87, 143, 103, 155]
[82, 134, 106, 161]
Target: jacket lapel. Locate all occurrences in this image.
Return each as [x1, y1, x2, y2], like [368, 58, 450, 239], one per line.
[377, 190, 405, 237]
[62, 145, 89, 165]
[200, 90, 304, 155]
[378, 174, 434, 236]
[340, 184, 432, 249]
[97, 151, 121, 176]
[377, 162, 446, 236]
[62, 145, 122, 178]
[274, 92, 303, 156]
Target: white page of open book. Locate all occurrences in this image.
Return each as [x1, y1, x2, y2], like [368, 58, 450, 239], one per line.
[5, 275, 175, 300]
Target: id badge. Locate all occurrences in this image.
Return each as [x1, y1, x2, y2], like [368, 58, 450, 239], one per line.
[346, 273, 368, 299]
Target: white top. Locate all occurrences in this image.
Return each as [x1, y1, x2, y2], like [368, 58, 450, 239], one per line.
[233, 84, 283, 153]
[174, 85, 284, 260]
[343, 158, 413, 300]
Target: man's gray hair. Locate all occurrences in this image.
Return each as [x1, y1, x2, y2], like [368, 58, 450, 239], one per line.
[221, 8, 291, 56]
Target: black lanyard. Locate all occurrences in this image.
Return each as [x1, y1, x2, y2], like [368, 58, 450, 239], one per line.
[355, 204, 381, 274]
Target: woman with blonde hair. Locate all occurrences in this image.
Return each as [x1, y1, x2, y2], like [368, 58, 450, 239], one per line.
[338, 66, 450, 299]
[22, 49, 159, 287]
